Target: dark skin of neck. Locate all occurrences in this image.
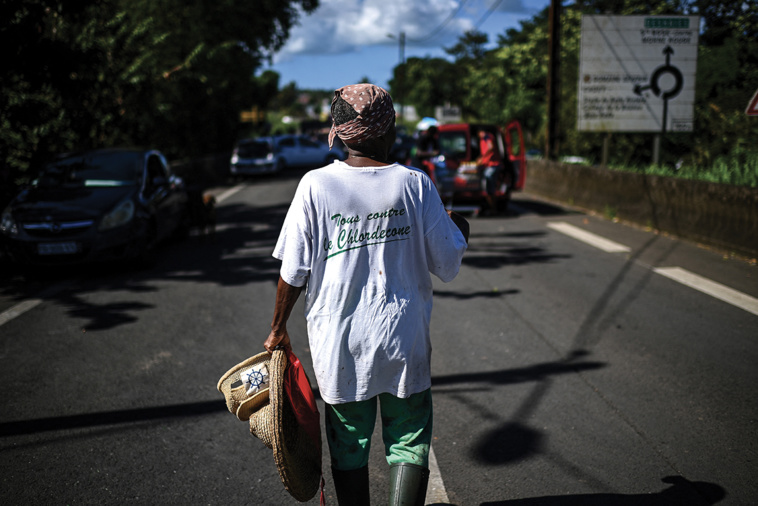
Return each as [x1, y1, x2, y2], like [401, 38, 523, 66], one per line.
[342, 125, 396, 167]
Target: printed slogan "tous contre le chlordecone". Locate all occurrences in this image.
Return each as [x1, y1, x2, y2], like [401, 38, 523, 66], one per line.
[324, 207, 412, 259]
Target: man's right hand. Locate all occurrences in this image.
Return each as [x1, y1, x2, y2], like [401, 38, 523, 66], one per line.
[264, 328, 291, 353]
[447, 210, 470, 244]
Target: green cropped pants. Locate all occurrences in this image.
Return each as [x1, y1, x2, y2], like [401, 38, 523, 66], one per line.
[325, 389, 433, 471]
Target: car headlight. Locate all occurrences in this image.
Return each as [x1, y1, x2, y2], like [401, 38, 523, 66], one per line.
[99, 199, 135, 231]
[0, 207, 18, 236]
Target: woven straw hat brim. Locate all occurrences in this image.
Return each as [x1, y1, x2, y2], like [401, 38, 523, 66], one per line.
[217, 351, 272, 421]
[269, 350, 321, 502]
[220, 350, 321, 502]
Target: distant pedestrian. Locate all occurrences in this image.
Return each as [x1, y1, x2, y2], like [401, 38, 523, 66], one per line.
[476, 130, 503, 215]
[264, 83, 468, 505]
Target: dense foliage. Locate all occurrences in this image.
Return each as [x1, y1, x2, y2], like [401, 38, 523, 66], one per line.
[1, 0, 317, 189]
[388, 0, 758, 185]
[2, 0, 756, 191]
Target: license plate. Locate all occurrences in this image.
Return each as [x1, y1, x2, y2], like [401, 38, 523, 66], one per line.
[459, 162, 479, 175]
[38, 242, 79, 255]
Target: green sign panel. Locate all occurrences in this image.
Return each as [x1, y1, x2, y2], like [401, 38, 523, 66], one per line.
[645, 18, 690, 29]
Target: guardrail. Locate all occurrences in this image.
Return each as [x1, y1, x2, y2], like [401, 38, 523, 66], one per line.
[525, 160, 758, 259]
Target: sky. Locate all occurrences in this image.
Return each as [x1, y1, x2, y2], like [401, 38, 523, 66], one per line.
[266, 0, 554, 92]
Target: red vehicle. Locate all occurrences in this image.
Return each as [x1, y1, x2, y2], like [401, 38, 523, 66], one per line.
[421, 121, 527, 214]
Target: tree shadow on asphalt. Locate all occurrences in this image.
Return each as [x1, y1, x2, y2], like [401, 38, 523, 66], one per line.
[474, 476, 726, 505]
[0, 400, 225, 438]
[0, 354, 602, 439]
[431, 352, 604, 391]
[462, 228, 571, 270]
[510, 196, 581, 217]
[433, 289, 520, 299]
[0, 198, 290, 331]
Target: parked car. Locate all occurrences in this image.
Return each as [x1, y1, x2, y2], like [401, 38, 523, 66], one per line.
[230, 137, 279, 177]
[274, 135, 345, 169]
[422, 121, 527, 213]
[230, 135, 345, 179]
[0, 148, 189, 266]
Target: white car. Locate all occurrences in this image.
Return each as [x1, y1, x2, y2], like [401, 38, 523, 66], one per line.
[230, 135, 345, 178]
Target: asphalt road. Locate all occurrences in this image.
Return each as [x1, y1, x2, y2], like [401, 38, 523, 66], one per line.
[1, 167, 756, 505]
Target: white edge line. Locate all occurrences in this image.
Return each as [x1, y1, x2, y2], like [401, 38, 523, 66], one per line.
[547, 222, 631, 253]
[426, 445, 449, 504]
[654, 267, 758, 317]
[215, 184, 245, 203]
[0, 299, 43, 328]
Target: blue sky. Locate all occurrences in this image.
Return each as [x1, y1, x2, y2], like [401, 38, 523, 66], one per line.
[266, 0, 553, 92]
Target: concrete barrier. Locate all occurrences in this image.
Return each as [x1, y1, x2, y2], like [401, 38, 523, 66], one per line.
[524, 160, 758, 258]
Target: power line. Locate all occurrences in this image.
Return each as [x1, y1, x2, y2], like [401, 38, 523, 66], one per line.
[472, 0, 504, 31]
[409, 0, 473, 43]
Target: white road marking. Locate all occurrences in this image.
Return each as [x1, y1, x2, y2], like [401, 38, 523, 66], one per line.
[215, 184, 245, 203]
[654, 267, 758, 317]
[0, 299, 43, 328]
[547, 222, 631, 253]
[426, 445, 449, 504]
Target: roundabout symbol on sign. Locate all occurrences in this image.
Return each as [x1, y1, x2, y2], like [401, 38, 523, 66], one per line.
[634, 45, 683, 132]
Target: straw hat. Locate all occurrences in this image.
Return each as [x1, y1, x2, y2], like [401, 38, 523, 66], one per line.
[218, 350, 322, 502]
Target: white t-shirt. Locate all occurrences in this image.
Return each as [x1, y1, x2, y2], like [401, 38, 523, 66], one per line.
[273, 161, 467, 404]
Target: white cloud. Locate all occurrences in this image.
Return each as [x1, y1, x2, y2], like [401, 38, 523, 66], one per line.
[273, 0, 476, 62]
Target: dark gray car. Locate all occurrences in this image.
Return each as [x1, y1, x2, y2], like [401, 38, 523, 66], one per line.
[0, 148, 188, 266]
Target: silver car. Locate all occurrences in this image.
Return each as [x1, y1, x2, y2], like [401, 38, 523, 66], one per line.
[230, 135, 345, 178]
[230, 137, 280, 177]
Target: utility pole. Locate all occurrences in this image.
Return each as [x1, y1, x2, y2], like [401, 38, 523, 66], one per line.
[387, 32, 406, 119]
[545, 0, 561, 160]
[398, 31, 406, 120]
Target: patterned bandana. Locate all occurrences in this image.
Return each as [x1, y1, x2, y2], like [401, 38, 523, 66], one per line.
[328, 84, 395, 148]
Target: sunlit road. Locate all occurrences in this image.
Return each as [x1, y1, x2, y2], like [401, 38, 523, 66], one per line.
[1, 167, 756, 505]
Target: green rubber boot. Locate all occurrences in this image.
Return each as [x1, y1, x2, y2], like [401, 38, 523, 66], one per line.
[332, 465, 370, 506]
[388, 462, 430, 506]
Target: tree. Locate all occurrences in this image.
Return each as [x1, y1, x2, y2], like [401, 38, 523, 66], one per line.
[0, 0, 319, 189]
[388, 57, 460, 119]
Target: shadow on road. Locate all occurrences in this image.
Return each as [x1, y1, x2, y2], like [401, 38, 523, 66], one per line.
[433, 289, 519, 299]
[0, 197, 290, 331]
[511, 196, 579, 217]
[478, 476, 726, 505]
[0, 400, 226, 437]
[431, 353, 604, 390]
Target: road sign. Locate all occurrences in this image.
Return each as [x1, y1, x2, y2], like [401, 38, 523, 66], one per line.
[435, 105, 461, 123]
[240, 107, 263, 123]
[577, 15, 700, 133]
[747, 88, 758, 116]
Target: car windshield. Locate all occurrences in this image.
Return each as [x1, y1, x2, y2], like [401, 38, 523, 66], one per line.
[236, 140, 271, 158]
[38, 152, 142, 188]
[439, 131, 469, 159]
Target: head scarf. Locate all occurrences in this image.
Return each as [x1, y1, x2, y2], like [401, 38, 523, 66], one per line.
[328, 84, 395, 148]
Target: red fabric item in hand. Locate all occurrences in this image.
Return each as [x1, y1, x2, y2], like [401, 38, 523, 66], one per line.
[284, 350, 321, 449]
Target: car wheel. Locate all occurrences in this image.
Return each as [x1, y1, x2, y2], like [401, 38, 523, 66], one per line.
[276, 158, 287, 172]
[133, 221, 158, 269]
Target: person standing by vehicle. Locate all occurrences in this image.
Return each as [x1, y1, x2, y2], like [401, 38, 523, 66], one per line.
[264, 83, 469, 505]
[476, 130, 503, 215]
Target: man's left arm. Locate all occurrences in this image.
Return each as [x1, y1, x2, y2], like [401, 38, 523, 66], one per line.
[263, 276, 303, 353]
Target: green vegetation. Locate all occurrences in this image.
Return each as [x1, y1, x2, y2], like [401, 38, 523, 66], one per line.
[389, 0, 758, 186]
[1, 0, 318, 190]
[2, 0, 756, 197]
[606, 148, 758, 187]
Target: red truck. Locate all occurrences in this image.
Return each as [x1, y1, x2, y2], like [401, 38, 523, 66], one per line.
[420, 121, 527, 214]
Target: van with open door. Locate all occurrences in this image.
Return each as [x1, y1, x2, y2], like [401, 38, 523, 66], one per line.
[420, 121, 527, 214]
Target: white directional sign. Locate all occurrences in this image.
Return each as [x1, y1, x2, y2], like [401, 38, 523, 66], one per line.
[577, 15, 700, 133]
